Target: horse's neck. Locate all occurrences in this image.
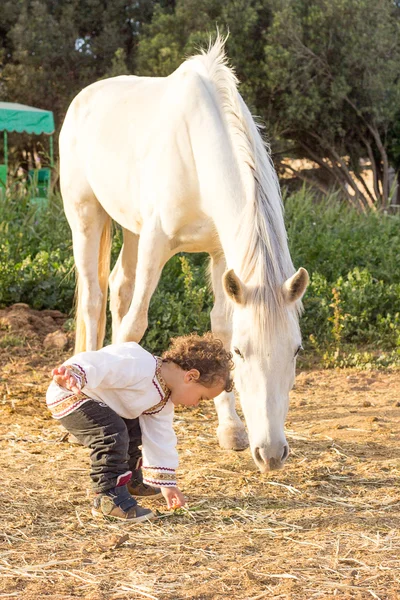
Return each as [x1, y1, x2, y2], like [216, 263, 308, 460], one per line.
[182, 72, 285, 278]
[208, 174, 291, 286]
[207, 182, 248, 272]
[191, 138, 250, 271]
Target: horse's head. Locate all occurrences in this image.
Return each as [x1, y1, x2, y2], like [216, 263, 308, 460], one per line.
[223, 267, 309, 472]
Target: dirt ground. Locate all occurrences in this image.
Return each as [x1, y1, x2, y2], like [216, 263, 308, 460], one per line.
[0, 305, 399, 600]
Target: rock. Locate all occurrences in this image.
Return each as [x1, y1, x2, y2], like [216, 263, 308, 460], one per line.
[10, 303, 30, 310]
[43, 316, 56, 327]
[44, 330, 68, 349]
[363, 400, 372, 407]
[42, 309, 67, 319]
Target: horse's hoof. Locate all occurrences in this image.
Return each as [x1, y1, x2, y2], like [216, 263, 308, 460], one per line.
[217, 425, 249, 451]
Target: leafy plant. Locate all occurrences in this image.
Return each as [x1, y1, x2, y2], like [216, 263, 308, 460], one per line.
[1, 184, 400, 367]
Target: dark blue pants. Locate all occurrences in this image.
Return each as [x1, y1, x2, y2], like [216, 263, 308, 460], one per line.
[59, 399, 142, 493]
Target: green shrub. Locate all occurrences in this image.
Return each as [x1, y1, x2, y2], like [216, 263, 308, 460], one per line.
[142, 255, 212, 354]
[1, 183, 399, 366]
[0, 187, 75, 310]
[285, 187, 400, 283]
[285, 189, 400, 366]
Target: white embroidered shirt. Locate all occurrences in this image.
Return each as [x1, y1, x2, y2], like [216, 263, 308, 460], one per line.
[46, 342, 177, 487]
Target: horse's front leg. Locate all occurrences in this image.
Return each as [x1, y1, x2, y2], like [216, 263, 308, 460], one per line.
[109, 228, 139, 343]
[116, 222, 170, 343]
[210, 254, 248, 451]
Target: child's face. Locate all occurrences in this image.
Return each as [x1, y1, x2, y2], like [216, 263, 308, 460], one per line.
[169, 370, 226, 407]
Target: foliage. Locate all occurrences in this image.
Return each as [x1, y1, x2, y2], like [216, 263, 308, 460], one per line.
[142, 255, 212, 354]
[2, 0, 400, 208]
[285, 187, 400, 283]
[261, 0, 400, 209]
[285, 190, 400, 366]
[136, 0, 270, 107]
[1, 184, 400, 365]
[0, 187, 75, 309]
[1, 2, 400, 367]
[136, 0, 400, 209]
[0, 0, 157, 166]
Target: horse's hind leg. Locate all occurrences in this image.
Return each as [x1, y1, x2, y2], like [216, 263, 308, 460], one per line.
[64, 189, 110, 352]
[109, 228, 139, 343]
[116, 220, 170, 343]
[210, 253, 248, 451]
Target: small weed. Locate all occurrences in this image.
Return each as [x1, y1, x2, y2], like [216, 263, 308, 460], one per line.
[0, 333, 25, 347]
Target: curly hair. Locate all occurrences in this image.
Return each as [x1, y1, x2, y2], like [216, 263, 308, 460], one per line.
[162, 332, 234, 393]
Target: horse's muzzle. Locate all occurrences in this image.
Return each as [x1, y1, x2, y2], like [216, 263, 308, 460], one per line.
[253, 444, 289, 472]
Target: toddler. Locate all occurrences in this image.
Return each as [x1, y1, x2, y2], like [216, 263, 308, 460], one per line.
[47, 333, 234, 522]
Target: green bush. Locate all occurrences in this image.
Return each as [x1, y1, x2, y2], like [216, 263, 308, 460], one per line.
[142, 255, 212, 354]
[285, 187, 400, 283]
[0, 189, 75, 309]
[1, 183, 399, 366]
[285, 189, 400, 366]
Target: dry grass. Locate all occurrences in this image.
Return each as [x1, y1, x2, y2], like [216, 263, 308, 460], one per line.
[0, 307, 399, 599]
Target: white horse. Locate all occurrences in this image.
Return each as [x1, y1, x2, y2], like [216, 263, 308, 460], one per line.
[59, 37, 308, 472]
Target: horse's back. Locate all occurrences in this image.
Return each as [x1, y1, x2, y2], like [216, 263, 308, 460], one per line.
[61, 69, 216, 160]
[60, 75, 170, 178]
[60, 68, 223, 236]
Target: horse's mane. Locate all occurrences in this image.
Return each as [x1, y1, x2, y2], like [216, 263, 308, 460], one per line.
[187, 36, 299, 337]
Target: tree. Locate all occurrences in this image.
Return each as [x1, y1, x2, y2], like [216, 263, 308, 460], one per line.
[136, 0, 268, 89]
[0, 0, 158, 166]
[262, 0, 400, 210]
[1, 0, 399, 210]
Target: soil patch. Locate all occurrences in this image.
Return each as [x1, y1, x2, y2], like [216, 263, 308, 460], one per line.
[0, 311, 399, 600]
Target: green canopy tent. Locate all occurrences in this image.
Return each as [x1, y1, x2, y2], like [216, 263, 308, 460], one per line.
[0, 102, 55, 196]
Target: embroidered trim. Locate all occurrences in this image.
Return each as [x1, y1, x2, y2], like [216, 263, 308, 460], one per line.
[142, 466, 175, 472]
[143, 357, 171, 415]
[47, 392, 77, 407]
[68, 363, 88, 388]
[143, 479, 176, 487]
[47, 392, 90, 419]
[154, 357, 170, 395]
[142, 466, 176, 487]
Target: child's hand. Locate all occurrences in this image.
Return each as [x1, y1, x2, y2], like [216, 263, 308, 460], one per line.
[52, 366, 82, 394]
[161, 486, 186, 509]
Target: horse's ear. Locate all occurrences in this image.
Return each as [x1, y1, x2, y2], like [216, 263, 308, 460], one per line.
[223, 269, 245, 305]
[282, 268, 309, 304]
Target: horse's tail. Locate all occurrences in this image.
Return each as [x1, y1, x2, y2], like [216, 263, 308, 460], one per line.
[74, 217, 112, 353]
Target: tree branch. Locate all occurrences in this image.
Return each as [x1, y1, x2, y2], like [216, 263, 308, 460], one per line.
[368, 124, 389, 207]
[352, 171, 376, 211]
[306, 133, 369, 211]
[280, 163, 330, 195]
[343, 96, 390, 206]
[361, 135, 381, 202]
[298, 139, 366, 210]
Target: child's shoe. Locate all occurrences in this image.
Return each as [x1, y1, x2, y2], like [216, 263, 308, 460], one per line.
[127, 479, 163, 499]
[92, 485, 154, 522]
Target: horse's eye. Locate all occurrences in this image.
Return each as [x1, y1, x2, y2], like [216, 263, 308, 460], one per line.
[233, 347, 243, 359]
[294, 345, 303, 357]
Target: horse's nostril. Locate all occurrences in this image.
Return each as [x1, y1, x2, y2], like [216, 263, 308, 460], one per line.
[254, 446, 288, 470]
[281, 444, 289, 461]
[254, 447, 262, 464]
